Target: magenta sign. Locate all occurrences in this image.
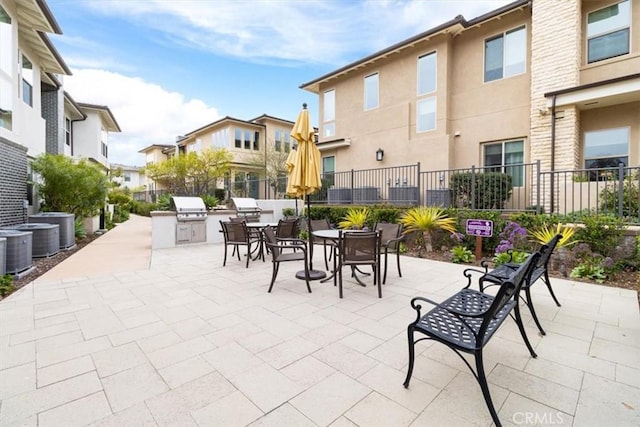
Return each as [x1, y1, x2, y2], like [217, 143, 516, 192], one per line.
[466, 219, 493, 237]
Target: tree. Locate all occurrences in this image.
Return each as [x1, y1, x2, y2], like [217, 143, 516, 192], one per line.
[145, 148, 233, 196]
[245, 141, 290, 197]
[31, 154, 109, 218]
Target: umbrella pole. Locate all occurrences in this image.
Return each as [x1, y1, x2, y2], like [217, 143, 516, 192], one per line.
[295, 194, 326, 281]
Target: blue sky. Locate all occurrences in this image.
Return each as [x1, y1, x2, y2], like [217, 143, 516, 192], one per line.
[47, 0, 512, 166]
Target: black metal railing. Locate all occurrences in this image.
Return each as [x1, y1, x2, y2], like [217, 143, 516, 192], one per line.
[134, 162, 640, 223]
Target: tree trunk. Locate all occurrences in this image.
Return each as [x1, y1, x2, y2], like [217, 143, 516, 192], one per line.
[423, 230, 433, 253]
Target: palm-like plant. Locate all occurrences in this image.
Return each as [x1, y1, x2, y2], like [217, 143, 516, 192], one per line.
[530, 223, 577, 248]
[338, 207, 370, 230]
[399, 207, 457, 256]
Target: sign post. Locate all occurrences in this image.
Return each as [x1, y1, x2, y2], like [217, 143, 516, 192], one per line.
[465, 219, 494, 261]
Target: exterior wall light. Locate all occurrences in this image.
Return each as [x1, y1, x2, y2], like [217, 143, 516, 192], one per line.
[376, 148, 384, 161]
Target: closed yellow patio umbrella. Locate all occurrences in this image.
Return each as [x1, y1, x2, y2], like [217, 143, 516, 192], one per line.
[290, 104, 322, 198]
[285, 147, 299, 198]
[290, 103, 325, 280]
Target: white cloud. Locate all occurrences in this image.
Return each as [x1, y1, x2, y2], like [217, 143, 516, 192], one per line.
[63, 69, 219, 166]
[79, 0, 513, 66]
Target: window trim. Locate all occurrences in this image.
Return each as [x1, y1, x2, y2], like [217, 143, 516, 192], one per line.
[586, 0, 631, 64]
[584, 126, 629, 168]
[364, 72, 379, 111]
[483, 25, 527, 83]
[482, 139, 525, 187]
[417, 51, 437, 96]
[416, 96, 436, 133]
[323, 89, 336, 138]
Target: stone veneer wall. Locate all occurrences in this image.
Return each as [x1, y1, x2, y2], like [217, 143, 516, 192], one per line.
[0, 138, 28, 227]
[41, 83, 62, 155]
[530, 0, 582, 171]
[530, 0, 582, 211]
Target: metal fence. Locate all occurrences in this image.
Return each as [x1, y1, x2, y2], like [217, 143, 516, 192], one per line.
[132, 162, 640, 224]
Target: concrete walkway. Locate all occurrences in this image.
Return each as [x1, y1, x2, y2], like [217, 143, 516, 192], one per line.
[1, 216, 639, 426]
[35, 215, 152, 282]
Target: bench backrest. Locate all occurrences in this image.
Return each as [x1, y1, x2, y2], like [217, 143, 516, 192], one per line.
[479, 251, 541, 338]
[537, 233, 562, 269]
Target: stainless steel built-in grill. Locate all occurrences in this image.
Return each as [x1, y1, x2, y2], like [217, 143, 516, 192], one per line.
[170, 197, 207, 244]
[231, 198, 262, 222]
[170, 197, 208, 221]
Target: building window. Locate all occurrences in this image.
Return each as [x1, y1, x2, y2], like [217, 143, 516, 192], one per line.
[21, 55, 33, 107]
[253, 131, 259, 150]
[416, 97, 436, 132]
[323, 89, 335, 137]
[101, 128, 108, 158]
[244, 130, 251, 150]
[234, 128, 242, 148]
[483, 140, 524, 186]
[484, 26, 526, 82]
[584, 127, 629, 179]
[275, 129, 291, 152]
[275, 129, 282, 151]
[64, 117, 71, 146]
[364, 73, 378, 110]
[587, 0, 630, 63]
[417, 52, 436, 95]
[212, 128, 229, 148]
[322, 156, 335, 187]
[124, 173, 131, 182]
[0, 5, 13, 130]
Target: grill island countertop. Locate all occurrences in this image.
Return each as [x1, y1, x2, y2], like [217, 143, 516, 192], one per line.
[170, 196, 208, 221]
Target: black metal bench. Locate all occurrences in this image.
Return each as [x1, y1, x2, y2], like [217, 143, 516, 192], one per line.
[478, 234, 562, 336]
[403, 252, 541, 427]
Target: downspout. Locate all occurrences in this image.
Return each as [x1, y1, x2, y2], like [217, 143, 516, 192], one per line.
[550, 95, 556, 214]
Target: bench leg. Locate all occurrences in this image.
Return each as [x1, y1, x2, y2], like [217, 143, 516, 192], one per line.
[403, 327, 416, 388]
[475, 351, 502, 427]
[524, 287, 546, 336]
[543, 271, 562, 307]
[514, 303, 538, 358]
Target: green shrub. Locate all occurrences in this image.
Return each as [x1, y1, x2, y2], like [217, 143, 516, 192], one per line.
[74, 218, 86, 240]
[157, 193, 172, 211]
[570, 263, 607, 283]
[130, 200, 158, 217]
[574, 213, 625, 257]
[450, 245, 474, 264]
[214, 188, 226, 201]
[0, 275, 15, 298]
[449, 172, 513, 210]
[493, 250, 528, 267]
[282, 208, 296, 217]
[599, 174, 639, 219]
[201, 194, 219, 209]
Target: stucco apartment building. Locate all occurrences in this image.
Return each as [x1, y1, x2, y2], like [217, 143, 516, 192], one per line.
[301, 0, 639, 208]
[140, 114, 297, 199]
[0, 0, 120, 227]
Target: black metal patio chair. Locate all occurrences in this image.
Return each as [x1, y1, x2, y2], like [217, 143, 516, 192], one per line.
[403, 251, 541, 427]
[263, 226, 311, 293]
[334, 230, 382, 298]
[308, 218, 337, 270]
[219, 220, 261, 268]
[374, 222, 404, 284]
